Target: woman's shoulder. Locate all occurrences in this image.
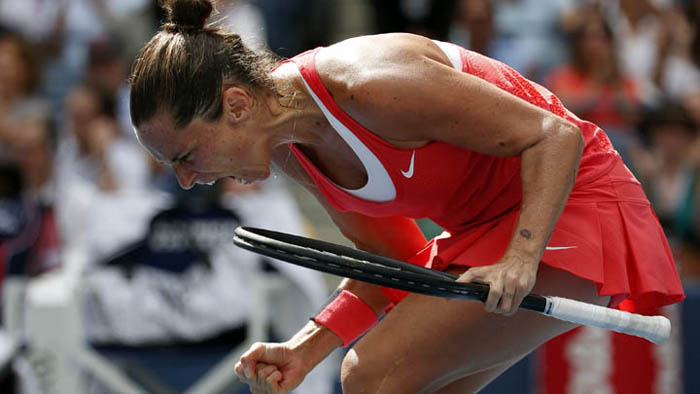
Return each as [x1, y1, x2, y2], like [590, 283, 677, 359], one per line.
[314, 33, 450, 92]
[322, 32, 438, 58]
[310, 34, 452, 144]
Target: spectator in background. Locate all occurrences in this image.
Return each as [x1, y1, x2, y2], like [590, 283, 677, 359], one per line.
[85, 38, 134, 140]
[598, 0, 678, 103]
[447, 0, 494, 56]
[656, 3, 700, 102]
[78, 175, 339, 394]
[0, 31, 58, 278]
[661, 0, 700, 148]
[211, 0, 267, 52]
[368, 0, 455, 40]
[680, 131, 700, 281]
[55, 85, 152, 254]
[0, 158, 24, 242]
[0, 33, 43, 134]
[256, 0, 326, 57]
[0, 105, 61, 278]
[58, 86, 150, 193]
[686, 0, 700, 75]
[0, 0, 58, 43]
[490, 0, 576, 82]
[634, 101, 698, 246]
[85, 0, 158, 62]
[0, 0, 154, 114]
[2, 107, 56, 205]
[547, 7, 642, 164]
[634, 100, 700, 282]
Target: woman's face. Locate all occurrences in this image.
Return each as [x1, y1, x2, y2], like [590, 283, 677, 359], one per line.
[136, 112, 272, 190]
[0, 39, 30, 100]
[67, 87, 101, 144]
[10, 120, 52, 189]
[579, 21, 613, 65]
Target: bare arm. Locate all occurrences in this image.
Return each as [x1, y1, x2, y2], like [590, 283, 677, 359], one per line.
[235, 167, 427, 390]
[265, 146, 428, 370]
[320, 34, 584, 313]
[235, 35, 584, 390]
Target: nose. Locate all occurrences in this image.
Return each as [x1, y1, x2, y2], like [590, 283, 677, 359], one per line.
[173, 164, 198, 190]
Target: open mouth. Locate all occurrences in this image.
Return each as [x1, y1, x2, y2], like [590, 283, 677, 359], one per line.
[229, 176, 251, 185]
[196, 178, 218, 186]
[197, 175, 253, 186]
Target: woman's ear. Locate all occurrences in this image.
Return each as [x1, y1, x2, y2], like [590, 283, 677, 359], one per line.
[222, 86, 252, 124]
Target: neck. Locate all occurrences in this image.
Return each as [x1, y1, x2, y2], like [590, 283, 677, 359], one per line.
[260, 65, 327, 149]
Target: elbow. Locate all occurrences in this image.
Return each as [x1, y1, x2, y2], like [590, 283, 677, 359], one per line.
[545, 116, 584, 159]
[563, 121, 584, 159]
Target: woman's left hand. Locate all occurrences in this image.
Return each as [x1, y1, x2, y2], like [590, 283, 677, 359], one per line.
[456, 254, 539, 315]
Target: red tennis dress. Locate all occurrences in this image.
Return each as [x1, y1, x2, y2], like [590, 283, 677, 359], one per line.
[287, 43, 684, 312]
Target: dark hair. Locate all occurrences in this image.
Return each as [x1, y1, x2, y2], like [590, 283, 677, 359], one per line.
[0, 158, 23, 199]
[643, 99, 697, 133]
[129, 0, 279, 129]
[88, 37, 123, 67]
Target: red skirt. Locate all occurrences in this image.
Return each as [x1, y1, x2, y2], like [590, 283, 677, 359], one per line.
[387, 160, 685, 312]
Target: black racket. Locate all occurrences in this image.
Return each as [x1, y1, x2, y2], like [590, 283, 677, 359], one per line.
[233, 226, 670, 344]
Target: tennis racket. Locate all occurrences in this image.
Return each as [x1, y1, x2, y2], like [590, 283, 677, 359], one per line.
[232, 226, 671, 344]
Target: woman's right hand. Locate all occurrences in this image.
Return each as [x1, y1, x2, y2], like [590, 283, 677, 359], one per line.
[234, 341, 311, 393]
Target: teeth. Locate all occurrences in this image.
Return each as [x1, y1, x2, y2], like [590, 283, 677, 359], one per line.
[204, 180, 216, 186]
[236, 178, 250, 185]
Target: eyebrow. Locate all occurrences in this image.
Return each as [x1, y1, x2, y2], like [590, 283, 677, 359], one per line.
[171, 150, 189, 164]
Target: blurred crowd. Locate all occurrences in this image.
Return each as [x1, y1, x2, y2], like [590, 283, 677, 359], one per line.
[0, 0, 699, 391]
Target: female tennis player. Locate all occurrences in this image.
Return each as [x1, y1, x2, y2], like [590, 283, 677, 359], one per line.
[130, 1, 684, 392]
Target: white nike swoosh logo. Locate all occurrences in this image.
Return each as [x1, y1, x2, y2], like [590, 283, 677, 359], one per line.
[401, 150, 416, 178]
[295, 64, 397, 201]
[545, 246, 577, 251]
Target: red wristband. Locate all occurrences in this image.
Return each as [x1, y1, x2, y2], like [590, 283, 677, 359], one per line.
[313, 290, 378, 347]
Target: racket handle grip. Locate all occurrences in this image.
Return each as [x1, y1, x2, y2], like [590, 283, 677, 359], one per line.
[544, 296, 671, 344]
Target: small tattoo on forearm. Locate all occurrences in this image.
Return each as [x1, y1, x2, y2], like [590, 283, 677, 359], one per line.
[519, 229, 533, 240]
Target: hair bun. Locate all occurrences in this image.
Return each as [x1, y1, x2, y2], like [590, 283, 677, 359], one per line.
[164, 0, 213, 30]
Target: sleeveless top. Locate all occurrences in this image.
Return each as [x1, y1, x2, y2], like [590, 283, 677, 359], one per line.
[286, 42, 618, 233]
[282, 41, 685, 311]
